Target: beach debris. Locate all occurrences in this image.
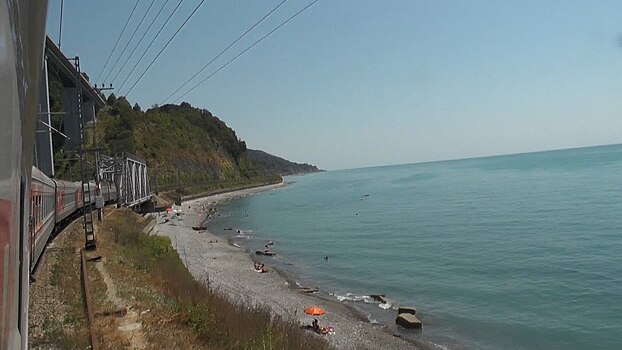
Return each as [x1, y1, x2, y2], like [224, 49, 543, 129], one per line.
[395, 313, 422, 329]
[297, 287, 319, 294]
[192, 226, 207, 231]
[369, 294, 388, 304]
[255, 250, 276, 256]
[398, 306, 416, 315]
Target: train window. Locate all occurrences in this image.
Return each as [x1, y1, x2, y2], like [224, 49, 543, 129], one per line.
[34, 195, 38, 224]
[34, 195, 38, 225]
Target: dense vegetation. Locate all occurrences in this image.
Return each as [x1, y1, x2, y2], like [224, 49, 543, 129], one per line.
[96, 96, 274, 189]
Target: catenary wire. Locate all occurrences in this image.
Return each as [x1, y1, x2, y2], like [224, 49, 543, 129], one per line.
[124, 0, 208, 96]
[103, 0, 158, 84]
[95, 0, 141, 83]
[174, 0, 320, 103]
[117, 0, 186, 92]
[159, 0, 288, 104]
[110, 0, 173, 85]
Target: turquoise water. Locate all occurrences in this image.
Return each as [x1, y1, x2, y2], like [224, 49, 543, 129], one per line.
[208, 144, 622, 350]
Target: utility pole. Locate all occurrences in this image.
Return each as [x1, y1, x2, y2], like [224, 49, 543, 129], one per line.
[71, 56, 96, 250]
[58, 0, 64, 48]
[92, 84, 113, 222]
[114, 151, 122, 209]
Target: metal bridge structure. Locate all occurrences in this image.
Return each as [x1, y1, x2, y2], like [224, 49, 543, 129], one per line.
[100, 153, 151, 208]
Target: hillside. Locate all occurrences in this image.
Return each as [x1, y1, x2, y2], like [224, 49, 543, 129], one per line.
[96, 97, 265, 187]
[248, 149, 322, 176]
[50, 90, 319, 190]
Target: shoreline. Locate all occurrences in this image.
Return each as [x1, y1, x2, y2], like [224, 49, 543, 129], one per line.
[153, 183, 425, 350]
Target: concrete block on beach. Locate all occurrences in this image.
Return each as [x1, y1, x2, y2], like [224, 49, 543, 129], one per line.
[398, 306, 416, 315]
[141, 218, 156, 235]
[396, 313, 422, 329]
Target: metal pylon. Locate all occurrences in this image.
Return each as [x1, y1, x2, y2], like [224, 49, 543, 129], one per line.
[74, 56, 96, 250]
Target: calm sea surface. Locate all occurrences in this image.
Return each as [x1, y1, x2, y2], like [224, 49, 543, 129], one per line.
[207, 144, 622, 350]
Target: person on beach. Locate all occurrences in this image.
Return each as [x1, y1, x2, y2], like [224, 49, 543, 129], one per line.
[312, 319, 319, 333]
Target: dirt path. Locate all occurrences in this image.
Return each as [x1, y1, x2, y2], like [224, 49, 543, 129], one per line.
[95, 259, 146, 349]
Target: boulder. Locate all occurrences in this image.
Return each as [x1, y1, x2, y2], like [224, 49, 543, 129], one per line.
[369, 294, 388, 304]
[398, 306, 416, 315]
[395, 313, 422, 329]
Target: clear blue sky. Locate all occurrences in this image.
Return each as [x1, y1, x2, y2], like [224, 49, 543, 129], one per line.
[46, 0, 622, 170]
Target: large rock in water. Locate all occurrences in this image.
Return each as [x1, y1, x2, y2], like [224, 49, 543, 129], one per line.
[398, 306, 416, 315]
[396, 313, 422, 329]
[369, 294, 388, 304]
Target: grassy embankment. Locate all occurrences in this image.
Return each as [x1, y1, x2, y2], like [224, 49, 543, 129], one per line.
[91, 210, 328, 349]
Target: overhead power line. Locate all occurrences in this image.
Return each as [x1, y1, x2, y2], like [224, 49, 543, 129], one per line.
[110, 0, 173, 85]
[117, 0, 187, 92]
[103, 0, 158, 84]
[124, 0, 208, 96]
[95, 0, 141, 83]
[174, 0, 320, 103]
[160, 0, 288, 104]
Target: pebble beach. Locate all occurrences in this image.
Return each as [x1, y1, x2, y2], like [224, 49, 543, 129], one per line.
[152, 183, 421, 350]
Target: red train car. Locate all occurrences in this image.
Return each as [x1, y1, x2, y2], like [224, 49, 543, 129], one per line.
[29, 168, 56, 271]
[0, 1, 48, 348]
[53, 179, 82, 223]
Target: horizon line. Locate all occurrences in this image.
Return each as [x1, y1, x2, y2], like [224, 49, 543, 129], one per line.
[324, 142, 622, 172]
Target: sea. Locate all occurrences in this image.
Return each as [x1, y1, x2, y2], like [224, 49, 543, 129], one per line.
[206, 144, 622, 350]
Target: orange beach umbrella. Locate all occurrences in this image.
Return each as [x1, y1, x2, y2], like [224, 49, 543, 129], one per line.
[304, 305, 325, 316]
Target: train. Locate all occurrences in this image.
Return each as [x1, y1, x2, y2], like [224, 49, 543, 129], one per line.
[29, 167, 118, 272]
[2, 1, 50, 348]
[1, 2, 128, 348]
